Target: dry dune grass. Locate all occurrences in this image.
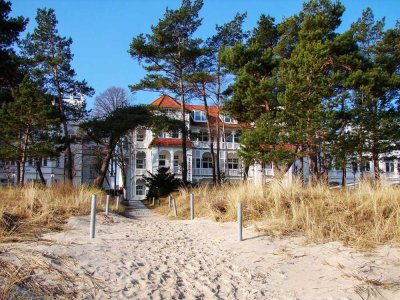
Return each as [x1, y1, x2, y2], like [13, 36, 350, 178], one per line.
[152, 180, 400, 249]
[0, 183, 110, 298]
[0, 183, 106, 243]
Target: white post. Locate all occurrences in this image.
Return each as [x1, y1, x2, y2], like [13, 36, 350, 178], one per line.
[116, 195, 120, 211]
[105, 194, 110, 215]
[90, 195, 96, 239]
[237, 202, 242, 241]
[152, 197, 155, 206]
[168, 195, 171, 208]
[190, 193, 194, 220]
[172, 198, 177, 217]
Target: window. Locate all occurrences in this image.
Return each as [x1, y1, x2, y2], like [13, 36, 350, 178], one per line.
[159, 154, 166, 166]
[193, 110, 207, 122]
[386, 160, 394, 173]
[136, 159, 145, 169]
[222, 115, 237, 124]
[202, 157, 212, 169]
[173, 155, 179, 167]
[226, 134, 240, 143]
[227, 158, 239, 169]
[361, 162, 370, 172]
[170, 130, 179, 138]
[56, 158, 60, 168]
[42, 158, 47, 167]
[137, 131, 145, 141]
[28, 158, 33, 166]
[196, 158, 201, 168]
[136, 185, 144, 195]
[158, 132, 167, 138]
[198, 132, 208, 142]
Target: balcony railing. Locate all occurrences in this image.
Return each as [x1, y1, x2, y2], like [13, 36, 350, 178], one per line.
[135, 169, 148, 176]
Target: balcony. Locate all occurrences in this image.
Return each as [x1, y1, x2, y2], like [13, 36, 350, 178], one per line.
[191, 141, 240, 150]
[135, 169, 148, 176]
[193, 168, 243, 177]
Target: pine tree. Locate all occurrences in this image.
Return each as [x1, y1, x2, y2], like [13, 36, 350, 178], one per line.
[21, 8, 93, 183]
[348, 8, 400, 180]
[129, 0, 203, 184]
[0, 0, 27, 105]
[0, 75, 62, 184]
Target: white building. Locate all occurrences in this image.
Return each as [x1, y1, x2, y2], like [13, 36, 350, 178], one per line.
[126, 94, 400, 200]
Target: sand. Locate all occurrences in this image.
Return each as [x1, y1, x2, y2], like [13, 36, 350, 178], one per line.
[11, 200, 400, 299]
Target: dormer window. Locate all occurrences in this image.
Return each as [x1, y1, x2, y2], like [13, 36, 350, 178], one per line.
[193, 110, 207, 122]
[221, 114, 237, 124]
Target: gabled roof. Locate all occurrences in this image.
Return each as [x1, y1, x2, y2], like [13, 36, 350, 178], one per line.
[150, 138, 193, 148]
[150, 94, 181, 109]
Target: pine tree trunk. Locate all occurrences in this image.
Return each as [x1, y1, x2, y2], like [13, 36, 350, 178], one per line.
[93, 148, 114, 188]
[358, 150, 364, 180]
[179, 81, 188, 184]
[341, 165, 347, 187]
[201, 88, 216, 185]
[19, 127, 30, 185]
[307, 155, 313, 187]
[35, 158, 46, 185]
[299, 156, 304, 185]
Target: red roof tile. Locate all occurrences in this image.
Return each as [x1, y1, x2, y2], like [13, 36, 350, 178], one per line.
[150, 94, 181, 109]
[149, 94, 241, 128]
[150, 138, 193, 148]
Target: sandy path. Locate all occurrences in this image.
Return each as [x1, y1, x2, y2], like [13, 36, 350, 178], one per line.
[31, 201, 400, 299]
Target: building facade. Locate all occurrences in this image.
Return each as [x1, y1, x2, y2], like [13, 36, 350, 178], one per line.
[126, 94, 400, 200]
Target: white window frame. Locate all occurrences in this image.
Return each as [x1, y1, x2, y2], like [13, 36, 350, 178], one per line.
[198, 132, 209, 142]
[159, 154, 166, 167]
[202, 157, 212, 169]
[136, 131, 145, 142]
[136, 159, 145, 169]
[193, 110, 207, 122]
[221, 114, 237, 124]
[227, 158, 239, 169]
[136, 185, 144, 195]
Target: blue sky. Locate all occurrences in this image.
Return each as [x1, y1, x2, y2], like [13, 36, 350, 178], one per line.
[10, 0, 400, 109]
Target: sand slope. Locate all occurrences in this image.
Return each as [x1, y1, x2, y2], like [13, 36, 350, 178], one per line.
[30, 200, 400, 299]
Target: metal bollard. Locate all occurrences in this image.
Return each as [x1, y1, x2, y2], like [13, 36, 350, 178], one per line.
[172, 198, 177, 217]
[90, 195, 97, 239]
[116, 195, 120, 211]
[237, 202, 242, 241]
[190, 193, 194, 220]
[105, 194, 110, 215]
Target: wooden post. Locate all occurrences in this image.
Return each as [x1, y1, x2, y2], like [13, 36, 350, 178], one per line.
[237, 202, 242, 241]
[116, 195, 120, 211]
[90, 195, 96, 239]
[152, 197, 155, 206]
[172, 198, 177, 217]
[105, 194, 110, 215]
[168, 195, 171, 208]
[190, 193, 194, 220]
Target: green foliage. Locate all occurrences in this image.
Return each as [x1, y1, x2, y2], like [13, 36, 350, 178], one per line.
[0, 75, 63, 161]
[143, 167, 182, 199]
[0, 0, 27, 104]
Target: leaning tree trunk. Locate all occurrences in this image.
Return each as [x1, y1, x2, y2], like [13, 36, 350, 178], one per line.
[93, 147, 114, 188]
[35, 158, 46, 185]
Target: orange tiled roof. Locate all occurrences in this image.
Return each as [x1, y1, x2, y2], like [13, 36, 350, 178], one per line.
[149, 94, 240, 128]
[150, 94, 181, 109]
[150, 138, 193, 148]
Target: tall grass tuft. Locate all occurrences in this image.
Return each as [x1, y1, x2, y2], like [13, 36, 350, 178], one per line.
[155, 180, 400, 249]
[0, 183, 105, 243]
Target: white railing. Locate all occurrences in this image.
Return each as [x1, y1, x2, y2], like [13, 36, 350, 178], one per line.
[135, 169, 148, 176]
[193, 169, 213, 176]
[222, 142, 240, 150]
[224, 169, 241, 177]
[173, 167, 182, 175]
